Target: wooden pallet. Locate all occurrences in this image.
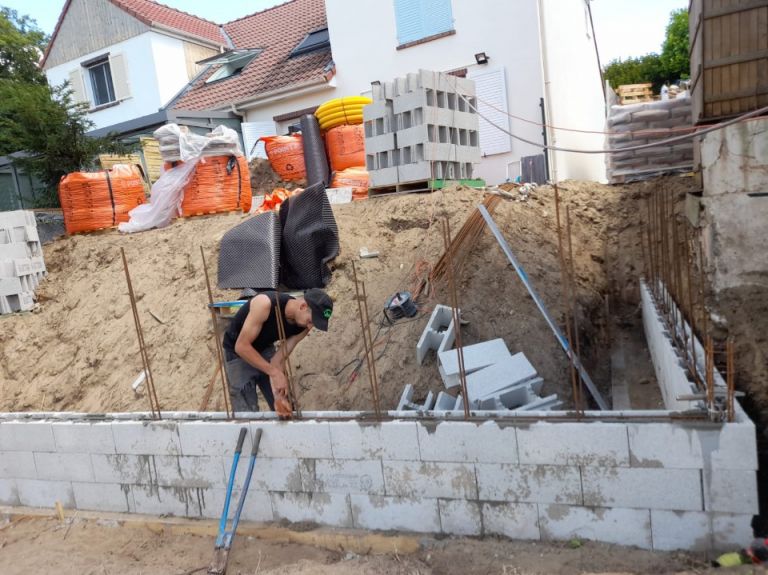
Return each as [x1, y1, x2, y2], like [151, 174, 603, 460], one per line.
[368, 178, 486, 197]
[617, 83, 653, 105]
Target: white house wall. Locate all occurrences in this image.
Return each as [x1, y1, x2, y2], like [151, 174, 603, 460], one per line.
[46, 32, 187, 131]
[539, 0, 607, 182]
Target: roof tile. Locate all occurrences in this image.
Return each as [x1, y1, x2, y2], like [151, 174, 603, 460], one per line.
[110, 0, 225, 45]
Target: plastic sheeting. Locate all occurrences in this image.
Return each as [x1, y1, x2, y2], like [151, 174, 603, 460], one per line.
[154, 124, 242, 163]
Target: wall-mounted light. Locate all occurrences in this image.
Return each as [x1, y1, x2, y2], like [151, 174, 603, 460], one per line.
[474, 52, 490, 65]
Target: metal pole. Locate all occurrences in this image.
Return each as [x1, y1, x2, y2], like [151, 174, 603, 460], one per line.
[351, 261, 381, 419]
[565, 205, 585, 413]
[121, 248, 161, 419]
[200, 246, 233, 419]
[360, 279, 382, 418]
[274, 290, 301, 419]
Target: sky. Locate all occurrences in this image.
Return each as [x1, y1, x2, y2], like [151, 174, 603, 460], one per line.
[3, 0, 688, 64]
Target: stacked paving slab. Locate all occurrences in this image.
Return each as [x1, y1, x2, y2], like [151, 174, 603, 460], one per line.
[0, 210, 45, 314]
[365, 70, 482, 190]
[605, 95, 694, 184]
[400, 305, 561, 412]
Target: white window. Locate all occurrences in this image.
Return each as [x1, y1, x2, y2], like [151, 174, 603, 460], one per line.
[394, 0, 454, 46]
[69, 53, 130, 109]
[469, 68, 511, 156]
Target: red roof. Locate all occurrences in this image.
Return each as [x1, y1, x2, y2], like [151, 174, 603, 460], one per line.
[42, 0, 225, 68]
[171, 0, 332, 111]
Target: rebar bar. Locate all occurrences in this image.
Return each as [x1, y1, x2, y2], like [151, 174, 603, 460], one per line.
[199, 246, 233, 419]
[565, 204, 585, 413]
[726, 337, 735, 423]
[274, 289, 301, 419]
[121, 247, 161, 419]
[351, 261, 381, 419]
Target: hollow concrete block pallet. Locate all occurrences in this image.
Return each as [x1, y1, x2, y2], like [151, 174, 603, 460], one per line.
[0, 209, 45, 314]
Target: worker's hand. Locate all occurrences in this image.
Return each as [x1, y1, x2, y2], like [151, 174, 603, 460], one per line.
[270, 370, 289, 398]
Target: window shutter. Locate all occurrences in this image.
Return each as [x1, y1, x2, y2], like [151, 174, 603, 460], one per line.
[109, 53, 131, 101]
[241, 121, 276, 160]
[422, 0, 453, 38]
[470, 68, 511, 156]
[68, 68, 87, 105]
[394, 0, 423, 45]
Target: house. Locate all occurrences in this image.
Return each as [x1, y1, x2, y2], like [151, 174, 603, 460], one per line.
[42, 0, 229, 132]
[171, 0, 607, 183]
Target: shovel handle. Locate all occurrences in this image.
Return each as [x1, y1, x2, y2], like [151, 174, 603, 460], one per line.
[235, 427, 247, 454]
[251, 428, 263, 456]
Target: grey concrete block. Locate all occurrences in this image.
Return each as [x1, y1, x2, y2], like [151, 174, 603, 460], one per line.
[350, 494, 440, 533]
[111, 421, 181, 456]
[91, 453, 155, 485]
[383, 461, 477, 499]
[16, 478, 75, 509]
[438, 339, 512, 388]
[582, 467, 702, 511]
[52, 422, 116, 454]
[416, 304, 455, 365]
[517, 422, 630, 467]
[703, 469, 758, 514]
[467, 352, 538, 402]
[364, 132, 396, 155]
[0, 277, 21, 297]
[650, 510, 711, 551]
[251, 421, 333, 459]
[153, 455, 225, 489]
[476, 464, 582, 505]
[416, 420, 518, 464]
[72, 482, 134, 513]
[34, 452, 94, 482]
[178, 422, 255, 457]
[0, 478, 19, 505]
[628, 422, 758, 470]
[231, 457, 302, 493]
[433, 392, 457, 411]
[308, 458, 385, 495]
[330, 421, 419, 460]
[0, 421, 55, 452]
[203, 487, 273, 522]
[513, 394, 562, 412]
[131, 484, 208, 517]
[0, 451, 36, 479]
[398, 162, 433, 184]
[539, 504, 652, 549]
[712, 513, 756, 551]
[632, 109, 670, 122]
[270, 492, 352, 528]
[369, 167, 399, 188]
[481, 502, 541, 540]
[439, 498, 482, 535]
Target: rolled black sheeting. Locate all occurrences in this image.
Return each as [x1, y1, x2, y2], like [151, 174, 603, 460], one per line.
[218, 211, 281, 289]
[300, 114, 330, 187]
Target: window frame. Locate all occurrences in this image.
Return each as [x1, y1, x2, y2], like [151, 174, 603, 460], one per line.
[84, 57, 116, 107]
[204, 49, 261, 84]
[291, 28, 331, 57]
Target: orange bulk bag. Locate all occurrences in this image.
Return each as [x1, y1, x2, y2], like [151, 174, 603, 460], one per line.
[180, 155, 252, 217]
[260, 135, 306, 182]
[58, 165, 146, 234]
[325, 125, 365, 172]
[330, 167, 369, 200]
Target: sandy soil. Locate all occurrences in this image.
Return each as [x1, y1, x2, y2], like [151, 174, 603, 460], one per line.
[0, 516, 726, 575]
[0, 177, 698, 414]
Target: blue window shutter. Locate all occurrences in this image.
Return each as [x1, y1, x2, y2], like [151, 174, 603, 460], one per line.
[395, 0, 453, 45]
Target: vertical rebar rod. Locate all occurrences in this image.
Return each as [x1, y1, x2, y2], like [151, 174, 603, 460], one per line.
[442, 217, 470, 419]
[199, 246, 233, 419]
[565, 205, 584, 413]
[351, 261, 381, 419]
[121, 247, 161, 419]
[646, 197, 657, 293]
[726, 337, 735, 422]
[274, 290, 301, 419]
[683, 223, 699, 388]
[359, 279, 382, 418]
[697, 228, 709, 339]
[555, 186, 581, 413]
[706, 335, 715, 417]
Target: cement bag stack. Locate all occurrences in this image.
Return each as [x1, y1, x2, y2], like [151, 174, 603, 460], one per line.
[58, 165, 146, 234]
[605, 95, 694, 184]
[0, 210, 46, 314]
[155, 124, 252, 216]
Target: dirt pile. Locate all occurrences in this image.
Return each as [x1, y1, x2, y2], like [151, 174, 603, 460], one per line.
[0, 178, 696, 414]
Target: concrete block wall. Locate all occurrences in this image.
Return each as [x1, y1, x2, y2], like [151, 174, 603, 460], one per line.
[0, 413, 757, 551]
[364, 70, 481, 189]
[0, 210, 45, 314]
[605, 96, 694, 184]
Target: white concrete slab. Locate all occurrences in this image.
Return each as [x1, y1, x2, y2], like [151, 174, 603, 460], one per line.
[383, 461, 477, 499]
[539, 504, 652, 549]
[416, 420, 518, 464]
[481, 502, 541, 540]
[439, 499, 482, 535]
[438, 339, 512, 388]
[476, 464, 582, 505]
[350, 494, 440, 533]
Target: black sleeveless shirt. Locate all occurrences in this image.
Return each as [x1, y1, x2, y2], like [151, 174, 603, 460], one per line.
[222, 292, 305, 357]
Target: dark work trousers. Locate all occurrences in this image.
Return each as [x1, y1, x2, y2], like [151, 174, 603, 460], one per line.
[223, 346, 276, 413]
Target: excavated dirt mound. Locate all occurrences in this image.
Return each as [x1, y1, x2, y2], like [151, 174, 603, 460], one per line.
[0, 177, 699, 414]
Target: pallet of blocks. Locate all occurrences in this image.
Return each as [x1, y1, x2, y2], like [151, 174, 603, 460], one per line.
[0, 210, 45, 314]
[365, 69, 482, 195]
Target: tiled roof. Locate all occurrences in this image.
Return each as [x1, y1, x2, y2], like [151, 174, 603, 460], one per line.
[110, 0, 225, 45]
[171, 0, 332, 111]
[41, 0, 225, 68]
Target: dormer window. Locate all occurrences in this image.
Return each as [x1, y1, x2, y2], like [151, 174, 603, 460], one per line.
[291, 28, 330, 57]
[201, 49, 261, 83]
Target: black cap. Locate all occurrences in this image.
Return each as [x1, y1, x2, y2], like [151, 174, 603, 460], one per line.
[304, 288, 333, 331]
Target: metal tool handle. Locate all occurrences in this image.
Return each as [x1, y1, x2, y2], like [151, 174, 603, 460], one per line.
[251, 429, 262, 456]
[234, 427, 247, 454]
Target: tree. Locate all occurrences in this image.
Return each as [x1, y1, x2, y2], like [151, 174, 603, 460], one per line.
[0, 8, 127, 207]
[604, 8, 690, 93]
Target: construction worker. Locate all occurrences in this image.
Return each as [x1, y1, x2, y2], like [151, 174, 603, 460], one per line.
[222, 289, 333, 412]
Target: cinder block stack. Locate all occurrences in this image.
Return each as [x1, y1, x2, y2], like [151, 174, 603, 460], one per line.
[605, 95, 694, 184]
[365, 70, 481, 190]
[0, 210, 45, 314]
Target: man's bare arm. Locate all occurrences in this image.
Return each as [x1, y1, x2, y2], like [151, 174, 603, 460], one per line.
[270, 329, 309, 371]
[233, 294, 281, 378]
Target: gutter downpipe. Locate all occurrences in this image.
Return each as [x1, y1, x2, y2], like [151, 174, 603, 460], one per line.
[536, 0, 558, 183]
